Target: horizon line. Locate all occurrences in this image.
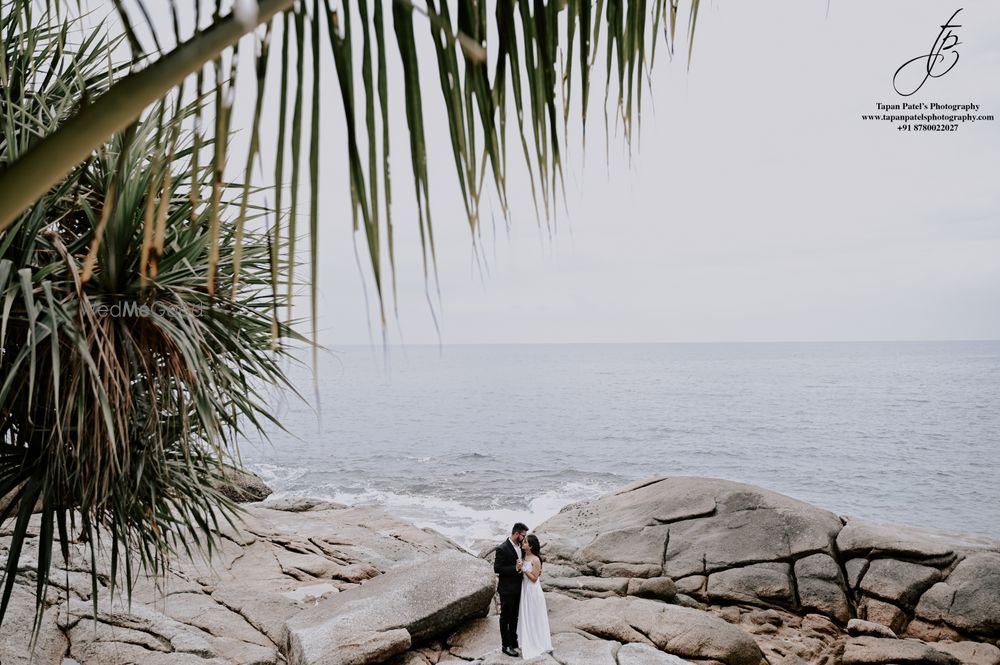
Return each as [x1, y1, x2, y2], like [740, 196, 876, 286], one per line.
[308, 338, 1000, 348]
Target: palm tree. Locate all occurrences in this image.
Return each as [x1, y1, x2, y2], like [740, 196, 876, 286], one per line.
[0, 0, 700, 633]
[1, 4, 304, 631]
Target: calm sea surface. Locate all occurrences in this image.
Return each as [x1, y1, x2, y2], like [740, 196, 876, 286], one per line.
[244, 342, 1000, 549]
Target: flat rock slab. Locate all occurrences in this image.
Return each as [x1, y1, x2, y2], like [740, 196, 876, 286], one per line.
[551, 632, 620, 665]
[546, 575, 629, 595]
[837, 516, 996, 560]
[285, 550, 495, 665]
[0, 585, 67, 665]
[842, 637, 961, 665]
[617, 643, 697, 665]
[446, 616, 500, 659]
[61, 598, 238, 665]
[859, 558, 941, 609]
[473, 651, 559, 665]
[931, 641, 1000, 665]
[563, 596, 762, 665]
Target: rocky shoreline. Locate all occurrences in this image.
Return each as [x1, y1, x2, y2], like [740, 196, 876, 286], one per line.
[1, 476, 998, 665]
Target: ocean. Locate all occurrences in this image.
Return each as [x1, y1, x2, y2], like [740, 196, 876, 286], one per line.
[243, 341, 1000, 550]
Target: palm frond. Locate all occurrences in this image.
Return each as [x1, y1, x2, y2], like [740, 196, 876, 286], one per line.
[0, 6, 305, 633]
[0, 0, 701, 338]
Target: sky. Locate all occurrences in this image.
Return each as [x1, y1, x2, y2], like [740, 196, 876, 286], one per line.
[119, 1, 1000, 345]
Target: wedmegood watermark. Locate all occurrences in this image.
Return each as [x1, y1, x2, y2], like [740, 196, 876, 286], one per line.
[92, 301, 204, 318]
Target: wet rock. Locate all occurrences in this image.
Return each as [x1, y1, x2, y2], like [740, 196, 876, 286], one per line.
[259, 496, 345, 512]
[214, 465, 273, 503]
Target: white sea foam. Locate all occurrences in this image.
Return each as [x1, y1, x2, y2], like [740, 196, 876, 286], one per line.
[257, 476, 606, 551]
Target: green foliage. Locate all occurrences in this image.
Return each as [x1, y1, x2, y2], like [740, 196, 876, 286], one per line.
[0, 0, 701, 637]
[0, 4, 302, 634]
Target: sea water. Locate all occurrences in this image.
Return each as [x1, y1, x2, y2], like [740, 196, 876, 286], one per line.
[243, 341, 1000, 550]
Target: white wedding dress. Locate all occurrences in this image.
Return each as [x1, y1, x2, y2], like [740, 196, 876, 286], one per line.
[516, 559, 553, 659]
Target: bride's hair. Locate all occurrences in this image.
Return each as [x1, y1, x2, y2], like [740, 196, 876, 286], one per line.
[527, 535, 542, 562]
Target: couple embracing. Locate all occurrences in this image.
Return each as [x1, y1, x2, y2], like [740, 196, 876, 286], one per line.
[493, 522, 553, 659]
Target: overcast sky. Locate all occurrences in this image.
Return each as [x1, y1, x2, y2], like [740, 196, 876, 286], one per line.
[128, 1, 1000, 345]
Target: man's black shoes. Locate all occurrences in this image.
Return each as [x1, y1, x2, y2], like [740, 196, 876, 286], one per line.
[502, 646, 521, 657]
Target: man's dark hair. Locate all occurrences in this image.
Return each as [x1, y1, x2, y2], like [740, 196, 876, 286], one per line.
[512, 522, 529, 534]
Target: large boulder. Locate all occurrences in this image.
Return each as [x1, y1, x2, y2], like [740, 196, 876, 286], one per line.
[537, 476, 1000, 646]
[284, 550, 496, 665]
[538, 477, 843, 610]
[914, 552, 1000, 638]
[214, 465, 274, 503]
[540, 478, 843, 576]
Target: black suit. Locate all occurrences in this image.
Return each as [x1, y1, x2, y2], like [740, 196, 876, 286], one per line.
[494, 539, 523, 650]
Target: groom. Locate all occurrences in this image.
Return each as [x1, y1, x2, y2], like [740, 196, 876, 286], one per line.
[494, 522, 529, 657]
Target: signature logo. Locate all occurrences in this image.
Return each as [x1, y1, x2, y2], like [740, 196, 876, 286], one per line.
[893, 9, 963, 97]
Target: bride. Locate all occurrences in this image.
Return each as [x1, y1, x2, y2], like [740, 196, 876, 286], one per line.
[516, 534, 553, 659]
